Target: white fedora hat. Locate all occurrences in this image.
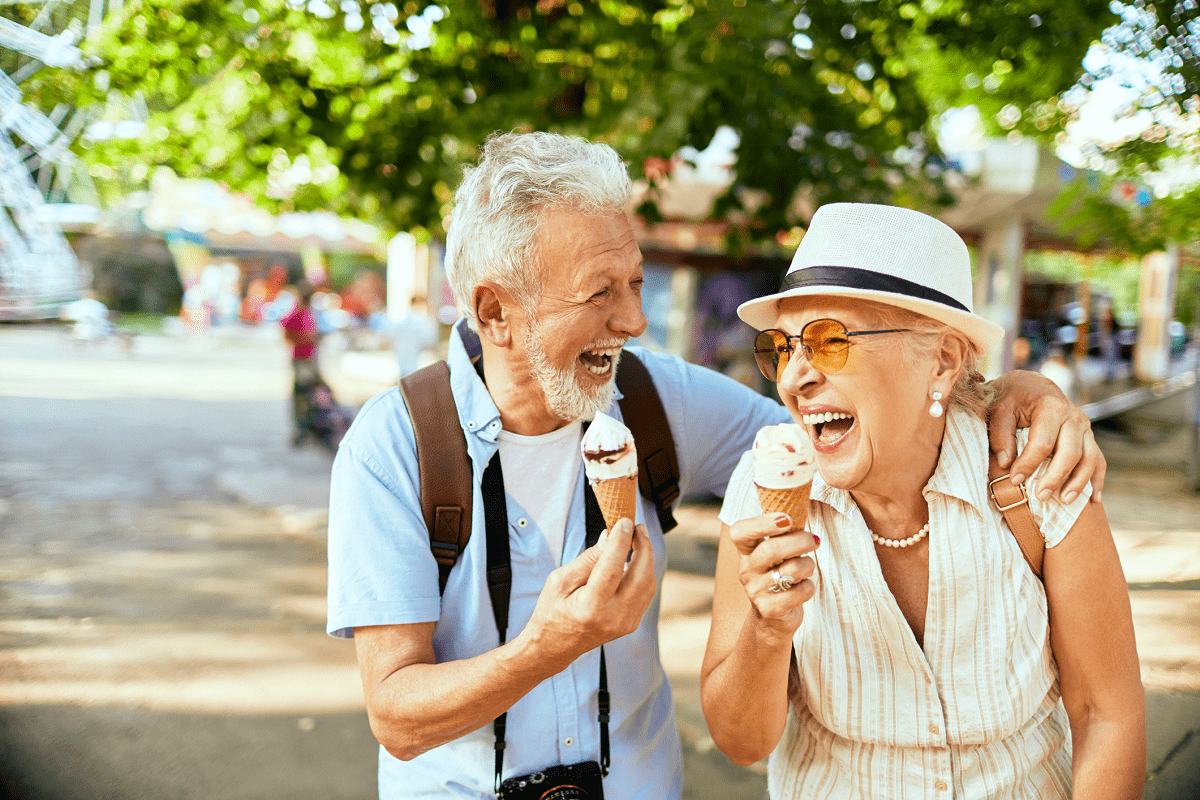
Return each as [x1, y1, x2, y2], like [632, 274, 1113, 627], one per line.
[738, 203, 1005, 355]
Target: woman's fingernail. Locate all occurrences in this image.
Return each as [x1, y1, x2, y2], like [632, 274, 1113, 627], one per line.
[1063, 490, 1078, 504]
[812, 534, 821, 547]
[1010, 473, 1025, 486]
[1037, 488, 1051, 502]
[1094, 490, 1102, 503]
[997, 451, 1011, 467]
[774, 514, 792, 529]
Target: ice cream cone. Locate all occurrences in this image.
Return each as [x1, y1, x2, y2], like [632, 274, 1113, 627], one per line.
[756, 482, 811, 530]
[592, 474, 638, 530]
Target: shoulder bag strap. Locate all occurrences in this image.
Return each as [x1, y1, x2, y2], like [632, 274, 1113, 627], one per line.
[488, 454, 612, 790]
[616, 351, 680, 533]
[481, 454, 512, 793]
[986, 450, 1045, 580]
[399, 361, 473, 594]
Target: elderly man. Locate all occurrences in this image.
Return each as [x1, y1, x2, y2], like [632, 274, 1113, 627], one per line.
[326, 132, 1104, 798]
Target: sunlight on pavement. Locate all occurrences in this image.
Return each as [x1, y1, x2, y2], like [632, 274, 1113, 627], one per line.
[0, 355, 290, 401]
[0, 618, 365, 715]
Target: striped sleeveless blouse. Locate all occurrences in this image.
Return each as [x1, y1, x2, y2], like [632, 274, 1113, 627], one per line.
[718, 409, 1091, 799]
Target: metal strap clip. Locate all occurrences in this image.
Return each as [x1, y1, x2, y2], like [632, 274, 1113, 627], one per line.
[988, 473, 1029, 512]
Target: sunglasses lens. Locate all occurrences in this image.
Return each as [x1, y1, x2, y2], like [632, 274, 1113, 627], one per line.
[754, 330, 788, 382]
[803, 319, 851, 374]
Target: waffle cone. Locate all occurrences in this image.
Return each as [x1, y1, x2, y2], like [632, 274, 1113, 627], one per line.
[591, 474, 638, 530]
[755, 482, 811, 530]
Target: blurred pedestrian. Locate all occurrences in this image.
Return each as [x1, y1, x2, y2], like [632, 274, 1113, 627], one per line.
[340, 269, 386, 323]
[1040, 344, 1076, 399]
[1099, 306, 1120, 382]
[241, 277, 270, 324]
[280, 281, 322, 445]
[61, 291, 113, 342]
[387, 297, 438, 377]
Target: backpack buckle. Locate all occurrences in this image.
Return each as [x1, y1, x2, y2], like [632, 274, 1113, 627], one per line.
[645, 449, 679, 506]
[431, 506, 463, 565]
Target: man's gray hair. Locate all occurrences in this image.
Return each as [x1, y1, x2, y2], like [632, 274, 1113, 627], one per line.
[445, 131, 633, 329]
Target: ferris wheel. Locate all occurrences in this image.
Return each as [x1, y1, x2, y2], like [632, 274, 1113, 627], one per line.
[0, 1, 100, 318]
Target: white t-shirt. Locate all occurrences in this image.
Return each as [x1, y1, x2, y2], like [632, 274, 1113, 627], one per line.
[497, 421, 583, 567]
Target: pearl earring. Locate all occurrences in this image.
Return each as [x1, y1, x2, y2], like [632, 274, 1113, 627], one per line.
[929, 390, 944, 418]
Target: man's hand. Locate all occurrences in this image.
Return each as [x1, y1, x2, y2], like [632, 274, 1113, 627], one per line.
[353, 518, 655, 760]
[520, 518, 657, 673]
[988, 370, 1106, 504]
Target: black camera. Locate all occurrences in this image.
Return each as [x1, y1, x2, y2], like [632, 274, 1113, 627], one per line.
[497, 760, 604, 800]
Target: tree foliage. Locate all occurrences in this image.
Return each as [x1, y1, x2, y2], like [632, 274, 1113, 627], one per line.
[33, 0, 1134, 243]
[1072, 1, 1200, 255]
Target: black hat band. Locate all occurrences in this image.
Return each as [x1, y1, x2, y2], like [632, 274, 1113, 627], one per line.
[780, 266, 970, 313]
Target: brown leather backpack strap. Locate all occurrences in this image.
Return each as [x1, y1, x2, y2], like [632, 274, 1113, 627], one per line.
[987, 450, 1044, 580]
[399, 361, 473, 593]
[616, 351, 680, 533]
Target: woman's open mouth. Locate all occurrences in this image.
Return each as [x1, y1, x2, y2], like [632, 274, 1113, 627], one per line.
[801, 411, 854, 450]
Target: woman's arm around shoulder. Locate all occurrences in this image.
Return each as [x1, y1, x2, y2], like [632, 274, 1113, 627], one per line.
[1044, 501, 1145, 800]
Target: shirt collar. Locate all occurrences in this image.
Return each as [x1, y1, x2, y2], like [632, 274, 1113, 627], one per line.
[447, 319, 503, 442]
[811, 473, 851, 518]
[924, 408, 993, 513]
[809, 408, 992, 518]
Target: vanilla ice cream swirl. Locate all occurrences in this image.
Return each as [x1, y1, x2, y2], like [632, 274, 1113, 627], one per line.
[752, 423, 816, 490]
[581, 412, 637, 481]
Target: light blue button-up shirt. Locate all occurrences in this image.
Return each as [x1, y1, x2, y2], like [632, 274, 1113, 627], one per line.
[327, 320, 789, 798]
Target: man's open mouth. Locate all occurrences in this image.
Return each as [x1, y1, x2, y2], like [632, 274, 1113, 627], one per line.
[801, 411, 854, 445]
[579, 347, 621, 377]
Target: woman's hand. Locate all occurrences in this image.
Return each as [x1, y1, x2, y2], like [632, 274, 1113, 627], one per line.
[728, 512, 820, 640]
[987, 370, 1107, 504]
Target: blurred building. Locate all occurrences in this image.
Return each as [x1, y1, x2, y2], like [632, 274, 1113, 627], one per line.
[941, 138, 1195, 386]
[71, 169, 387, 319]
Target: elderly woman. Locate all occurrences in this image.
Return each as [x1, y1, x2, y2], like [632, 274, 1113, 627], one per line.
[700, 204, 1144, 799]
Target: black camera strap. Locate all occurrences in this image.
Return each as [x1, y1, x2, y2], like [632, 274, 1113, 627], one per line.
[482, 451, 612, 794]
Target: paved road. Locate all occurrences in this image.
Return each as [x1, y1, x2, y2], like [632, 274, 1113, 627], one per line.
[1, 325, 1197, 799]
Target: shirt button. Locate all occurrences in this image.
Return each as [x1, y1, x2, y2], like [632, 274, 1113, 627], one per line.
[467, 421, 476, 429]
[935, 780, 949, 791]
[517, 518, 528, 528]
[563, 737, 573, 746]
[489, 421, 499, 429]
[928, 723, 940, 735]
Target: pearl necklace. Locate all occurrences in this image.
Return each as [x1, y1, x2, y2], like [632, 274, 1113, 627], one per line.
[871, 522, 930, 549]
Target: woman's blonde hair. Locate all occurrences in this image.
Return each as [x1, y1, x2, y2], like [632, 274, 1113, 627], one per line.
[855, 301, 995, 419]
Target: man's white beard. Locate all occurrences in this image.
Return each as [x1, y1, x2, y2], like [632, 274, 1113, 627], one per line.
[525, 318, 621, 423]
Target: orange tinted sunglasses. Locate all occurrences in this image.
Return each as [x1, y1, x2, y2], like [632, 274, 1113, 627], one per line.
[753, 318, 909, 381]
